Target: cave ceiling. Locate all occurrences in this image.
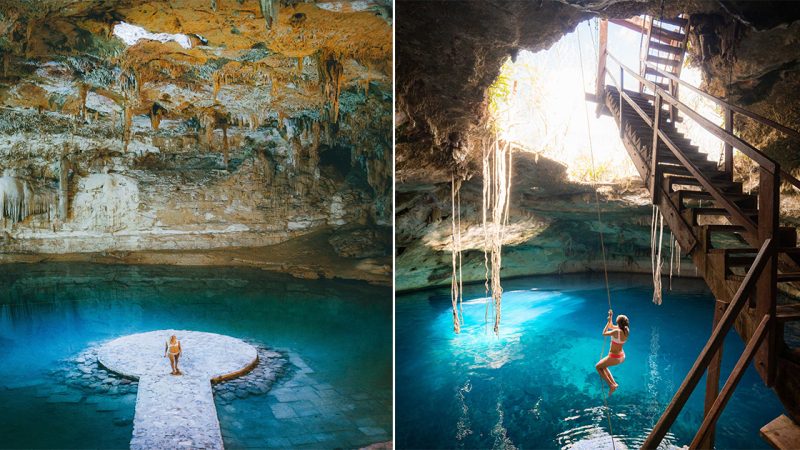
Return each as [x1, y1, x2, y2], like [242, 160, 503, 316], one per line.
[0, 0, 392, 132]
[396, 0, 800, 187]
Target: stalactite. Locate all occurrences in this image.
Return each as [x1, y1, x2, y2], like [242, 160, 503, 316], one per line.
[213, 71, 222, 103]
[258, 0, 280, 30]
[2, 52, 8, 78]
[149, 103, 164, 131]
[58, 155, 69, 221]
[123, 104, 132, 152]
[78, 83, 88, 120]
[204, 115, 214, 151]
[297, 57, 303, 75]
[321, 53, 344, 123]
[222, 123, 229, 168]
[24, 20, 33, 58]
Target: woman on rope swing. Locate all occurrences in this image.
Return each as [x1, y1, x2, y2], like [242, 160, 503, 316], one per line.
[595, 310, 630, 396]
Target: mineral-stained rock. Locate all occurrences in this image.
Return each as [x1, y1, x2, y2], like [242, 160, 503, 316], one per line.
[0, 0, 392, 282]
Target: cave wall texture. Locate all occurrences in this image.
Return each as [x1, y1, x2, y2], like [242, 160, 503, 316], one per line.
[0, 0, 392, 263]
[396, 0, 800, 291]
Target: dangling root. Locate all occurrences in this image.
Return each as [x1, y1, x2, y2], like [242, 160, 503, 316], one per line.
[651, 205, 664, 305]
[481, 136, 512, 335]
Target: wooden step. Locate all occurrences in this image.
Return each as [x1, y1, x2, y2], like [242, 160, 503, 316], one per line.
[650, 27, 687, 43]
[658, 152, 716, 168]
[684, 207, 758, 226]
[659, 165, 727, 180]
[645, 67, 679, 80]
[761, 415, 800, 449]
[778, 272, 800, 283]
[674, 189, 755, 206]
[777, 304, 800, 322]
[654, 16, 689, 28]
[665, 176, 742, 194]
[703, 224, 747, 234]
[646, 55, 682, 68]
[648, 41, 685, 56]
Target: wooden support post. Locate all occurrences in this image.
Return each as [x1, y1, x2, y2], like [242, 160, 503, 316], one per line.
[724, 108, 734, 180]
[690, 315, 771, 448]
[755, 167, 779, 385]
[699, 299, 727, 450]
[595, 20, 608, 100]
[641, 239, 774, 449]
[650, 93, 662, 204]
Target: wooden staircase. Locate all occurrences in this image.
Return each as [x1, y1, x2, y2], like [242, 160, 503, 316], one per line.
[594, 17, 800, 450]
[640, 15, 689, 98]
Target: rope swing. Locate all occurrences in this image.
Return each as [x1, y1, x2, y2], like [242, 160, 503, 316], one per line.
[576, 21, 617, 450]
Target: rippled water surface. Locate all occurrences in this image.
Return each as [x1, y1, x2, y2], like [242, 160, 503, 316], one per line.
[0, 263, 392, 449]
[396, 274, 785, 449]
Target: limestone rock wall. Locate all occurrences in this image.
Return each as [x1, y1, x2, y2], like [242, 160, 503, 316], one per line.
[0, 0, 392, 256]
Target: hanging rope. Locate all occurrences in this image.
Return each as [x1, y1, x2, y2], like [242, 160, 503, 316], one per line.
[577, 22, 616, 450]
[451, 174, 463, 333]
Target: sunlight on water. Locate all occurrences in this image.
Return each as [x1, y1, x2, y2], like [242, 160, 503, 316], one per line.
[397, 273, 784, 450]
[0, 263, 392, 449]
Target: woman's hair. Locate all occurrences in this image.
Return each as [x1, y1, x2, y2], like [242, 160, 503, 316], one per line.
[170, 335, 177, 343]
[617, 315, 630, 337]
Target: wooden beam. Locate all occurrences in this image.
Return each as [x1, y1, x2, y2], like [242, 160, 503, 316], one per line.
[641, 238, 775, 449]
[699, 299, 727, 450]
[608, 17, 644, 34]
[690, 314, 771, 449]
[723, 108, 734, 180]
[595, 20, 608, 100]
[756, 166, 780, 385]
[761, 415, 800, 449]
[650, 94, 662, 204]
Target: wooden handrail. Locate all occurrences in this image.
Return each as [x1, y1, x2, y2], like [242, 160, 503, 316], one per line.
[607, 52, 779, 174]
[641, 238, 775, 448]
[658, 91, 778, 172]
[643, 61, 800, 142]
[782, 169, 800, 191]
[658, 129, 758, 236]
[689, 314, 771, 449]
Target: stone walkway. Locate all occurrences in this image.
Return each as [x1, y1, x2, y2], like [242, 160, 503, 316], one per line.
[97, 330, 258, 450]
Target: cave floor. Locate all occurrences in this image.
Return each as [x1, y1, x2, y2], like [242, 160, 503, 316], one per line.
[0, 228, 391, 285]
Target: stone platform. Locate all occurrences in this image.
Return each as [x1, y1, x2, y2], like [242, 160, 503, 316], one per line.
[97, 330, 258, 450]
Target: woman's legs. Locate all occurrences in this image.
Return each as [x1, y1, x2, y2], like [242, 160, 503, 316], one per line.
[168, 354, 176, 374]
[595, 356, 613, 386]
[596, 356, 623, 394]
[174, 354, 181, 374]
[605, 358, 623, 395]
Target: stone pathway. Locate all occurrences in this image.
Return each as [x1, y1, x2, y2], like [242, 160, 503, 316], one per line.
[97, 330, 258, 450]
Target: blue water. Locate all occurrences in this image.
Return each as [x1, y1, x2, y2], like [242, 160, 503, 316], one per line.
[0, 263, 392, 449]
[396, 274, 786, 449]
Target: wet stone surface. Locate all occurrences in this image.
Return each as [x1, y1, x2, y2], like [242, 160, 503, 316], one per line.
[48, 334, 390, 449]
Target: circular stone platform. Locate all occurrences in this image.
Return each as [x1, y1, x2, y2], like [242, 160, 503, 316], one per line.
[97, 330, 258, 381]
[96, 330, 259, 450]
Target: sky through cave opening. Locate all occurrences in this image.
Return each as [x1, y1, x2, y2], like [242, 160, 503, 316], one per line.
[488, 18, 725, 185]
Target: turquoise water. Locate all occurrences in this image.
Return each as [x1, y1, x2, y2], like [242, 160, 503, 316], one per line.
[0, 263, 392, 449]
[396, 274, 786, 449]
